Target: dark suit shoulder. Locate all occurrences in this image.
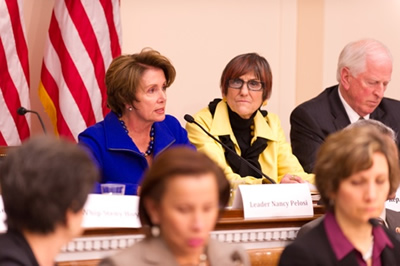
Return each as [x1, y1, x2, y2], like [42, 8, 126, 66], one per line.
[296, 216, 324, 238]
[380, 225, 400, 264]
[380, 96, 400, 106]
[292, 85, 338, 112]
[279, 220, 338, 266]
[0, 231, 38, 266]
[290, 85, 348, 134]
[386, 208, 400, 233]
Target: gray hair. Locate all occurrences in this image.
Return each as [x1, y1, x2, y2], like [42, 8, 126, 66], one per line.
[336, 39, 392, 82]
[347, 119, 397, 143]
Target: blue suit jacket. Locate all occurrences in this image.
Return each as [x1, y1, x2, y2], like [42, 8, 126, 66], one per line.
[290, 85, 400, 173]
[78, 112, 194, 195]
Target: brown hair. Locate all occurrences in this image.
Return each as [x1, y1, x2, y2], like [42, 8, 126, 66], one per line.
[220, 53, 272, 101]
[106, 48, 176, 114]
[138, 147, 230, 227]
[315, 125, 400, 211]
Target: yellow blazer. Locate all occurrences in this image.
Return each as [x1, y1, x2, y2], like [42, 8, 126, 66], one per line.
[186, 101, 314, 184]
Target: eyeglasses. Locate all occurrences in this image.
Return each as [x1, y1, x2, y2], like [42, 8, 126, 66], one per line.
[228, 78, 264, 91]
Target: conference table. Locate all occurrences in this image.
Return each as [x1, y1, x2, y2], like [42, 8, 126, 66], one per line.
[0, 146, 324, 265]
[55, 206, 324, 266]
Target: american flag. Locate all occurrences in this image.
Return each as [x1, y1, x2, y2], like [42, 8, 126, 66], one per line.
[39, 0, 122, 141]
[0, 0, 30, 146]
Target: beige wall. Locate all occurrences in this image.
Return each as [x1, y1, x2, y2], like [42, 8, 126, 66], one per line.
[296, 0, 324, 104]
[23, 0, 400, 141]
[323, 0, 400, 101]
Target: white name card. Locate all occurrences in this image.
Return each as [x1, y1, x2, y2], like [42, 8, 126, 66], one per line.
[0, 194, 142, 232]
[232, 183, 313, 219]
[0, 197, 6, 233]
[385, 187, 400, 212]
[82, 194, 141, 228]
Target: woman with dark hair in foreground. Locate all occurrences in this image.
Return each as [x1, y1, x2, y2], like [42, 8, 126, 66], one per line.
[0, 136, 98, 266]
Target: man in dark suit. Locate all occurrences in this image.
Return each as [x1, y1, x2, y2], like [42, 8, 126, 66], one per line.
[290, 39, 400, 173]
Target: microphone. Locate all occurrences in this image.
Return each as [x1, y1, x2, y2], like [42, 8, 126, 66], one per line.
[184, 114, 276, 184]
[17, 107, 47, 134]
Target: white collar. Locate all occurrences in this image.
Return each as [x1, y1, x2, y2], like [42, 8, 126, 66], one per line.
[338, 88, 370, 123]
[380, 208, 388, 228]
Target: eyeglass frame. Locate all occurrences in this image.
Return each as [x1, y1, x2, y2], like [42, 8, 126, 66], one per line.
[227, 78, 264, 91]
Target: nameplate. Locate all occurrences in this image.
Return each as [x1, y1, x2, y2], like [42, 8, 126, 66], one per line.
[0, 197, 5, 233]
[82, 194, 141, 228]
[232, 183, 313, 219]
[385, 187, 400, 212]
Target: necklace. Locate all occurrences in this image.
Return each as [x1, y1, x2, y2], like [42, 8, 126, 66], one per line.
[119, 117, 155, 157]
[362, 235, 374, 261]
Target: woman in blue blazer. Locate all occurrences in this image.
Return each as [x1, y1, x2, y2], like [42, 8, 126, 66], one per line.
[79, 49, 193, 195]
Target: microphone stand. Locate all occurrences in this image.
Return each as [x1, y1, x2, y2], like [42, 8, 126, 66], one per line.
[184, 114, 276, 184]
[17, 107, 47, 134]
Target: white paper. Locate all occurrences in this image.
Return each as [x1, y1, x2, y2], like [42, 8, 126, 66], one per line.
[82, 194, 141, 228]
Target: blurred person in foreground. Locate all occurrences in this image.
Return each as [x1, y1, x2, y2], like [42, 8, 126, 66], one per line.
[290, 38, 400, 173]
[186, 52, 313, 185]
[99, 147, 250, 266]
[79, 48, 193, 195]
[0, 136, 98, 266]
[296, 119, 400, 239]
[279, 125, 400, 265]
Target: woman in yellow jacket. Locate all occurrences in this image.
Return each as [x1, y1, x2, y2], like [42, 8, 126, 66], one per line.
[186, 53, 314, 185]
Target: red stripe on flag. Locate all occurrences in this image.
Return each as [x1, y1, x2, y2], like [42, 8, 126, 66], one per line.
[47, 11, 96, 127]
[65, 0, 109, 118]
[0, 131, 6, 146]
[0, 38, 30, 141]
[39, 0, 121, 141]
[5, 0, 29, 87]
[100, 0, 121, 58]
[40, 63, 74, 141]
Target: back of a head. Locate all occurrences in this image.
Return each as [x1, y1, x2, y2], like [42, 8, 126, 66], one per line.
[314, 125, 400, 210]
[347, 119, 397, 142]
[138, 147, 230, 227]
[0, 136, 99, 234]
[336, 38, 392, 82]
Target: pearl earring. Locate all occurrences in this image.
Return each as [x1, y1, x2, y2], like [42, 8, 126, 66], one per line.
[151, 225, 160, 237]
[128, 106, 133, 111]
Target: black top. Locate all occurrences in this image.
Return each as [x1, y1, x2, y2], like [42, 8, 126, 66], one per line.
[228, 105, 256, 154]
[0, 229, 39, 266]
[208, 99, 268, 178]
